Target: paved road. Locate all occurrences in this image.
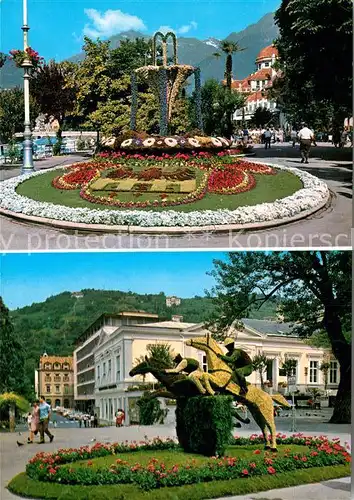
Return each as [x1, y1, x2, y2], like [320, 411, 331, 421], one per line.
[0, 145, 351, 250]
[1, 419, 350, 500]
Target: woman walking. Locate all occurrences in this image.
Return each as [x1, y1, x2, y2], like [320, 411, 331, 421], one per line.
[27, 400, 40, 444]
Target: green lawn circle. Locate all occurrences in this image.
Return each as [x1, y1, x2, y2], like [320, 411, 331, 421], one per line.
[16, 167, 303, 213]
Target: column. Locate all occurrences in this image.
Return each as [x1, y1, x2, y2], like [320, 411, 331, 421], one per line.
[272, 358, 279, 391]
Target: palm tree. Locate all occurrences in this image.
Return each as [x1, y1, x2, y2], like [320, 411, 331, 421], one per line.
[252, 353, 268, 390]
[218, 40, 245, 91]
[213, 40, 245, 138]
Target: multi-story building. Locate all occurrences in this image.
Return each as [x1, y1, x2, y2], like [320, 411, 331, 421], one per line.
[228, 45, 281, 123]
[73, 311, 159, 412]
[35, 354, 74, 408]
[166, 296, 181, 307]
[93, 317, 340, 425]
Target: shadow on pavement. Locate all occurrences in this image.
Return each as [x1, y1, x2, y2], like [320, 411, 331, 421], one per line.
[323, 479, 351, 492]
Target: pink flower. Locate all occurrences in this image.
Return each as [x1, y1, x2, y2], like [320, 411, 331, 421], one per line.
[267, 466, 276, 474]
[242, 468, 249, 475]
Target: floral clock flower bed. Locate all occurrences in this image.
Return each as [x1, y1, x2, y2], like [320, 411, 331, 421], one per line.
[50, 153, 275, 209]
[0, 151, 329, 228]
[18, 435, 350, 493]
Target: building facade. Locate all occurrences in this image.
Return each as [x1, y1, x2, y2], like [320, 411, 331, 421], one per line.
[93, 317, 340, 425]
[230, 45, 280, 123]
[73, 312, 160, 412]
[35, 354, 74, 408]
[166, 296, 181, 307]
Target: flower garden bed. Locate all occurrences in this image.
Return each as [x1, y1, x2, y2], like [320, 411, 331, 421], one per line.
[7, 435, 351, 499]
[0, 152, 329, 229]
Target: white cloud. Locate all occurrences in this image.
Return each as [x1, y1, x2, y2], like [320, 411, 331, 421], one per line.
[83, 9, 146, 38]
[157, 21, 198, 36]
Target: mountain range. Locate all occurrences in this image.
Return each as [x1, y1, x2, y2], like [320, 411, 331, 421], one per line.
[0, 13, 278, 89]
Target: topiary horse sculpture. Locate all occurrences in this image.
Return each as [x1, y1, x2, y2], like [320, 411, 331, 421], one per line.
[129, 356, 250, 426]
[186, 335, 291, 451]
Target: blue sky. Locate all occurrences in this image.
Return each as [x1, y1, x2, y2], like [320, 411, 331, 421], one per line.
[1, 0, 280, 61]
[0, 251, 228, 309]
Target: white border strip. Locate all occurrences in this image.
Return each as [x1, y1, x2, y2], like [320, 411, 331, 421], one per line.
[0, 163, 330, 228]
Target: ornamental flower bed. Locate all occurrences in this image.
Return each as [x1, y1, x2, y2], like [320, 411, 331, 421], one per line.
[50, 155, 276, 209]
[25, 435, 350, 492]
[119, 135, 231, 151]
[0, 161, 329, 227]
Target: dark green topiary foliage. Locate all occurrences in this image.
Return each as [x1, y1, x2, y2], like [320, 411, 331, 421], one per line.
[175, 397, 190, 452]
[177, 395, 234, 456]
[136, 391, 167, 425]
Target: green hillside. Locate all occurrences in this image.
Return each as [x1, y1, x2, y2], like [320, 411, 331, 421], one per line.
[10, 288, 278, 388]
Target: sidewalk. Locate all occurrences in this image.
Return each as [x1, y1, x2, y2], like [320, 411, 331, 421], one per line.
[0, 154, 89, 181]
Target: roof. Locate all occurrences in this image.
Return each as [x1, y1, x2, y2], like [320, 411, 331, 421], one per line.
[249, 68, 272, 81]
[246, 91, 266, 102]
[40, 355, 73, 368]
[242, 318, 296, 336]
[139, 321, 197, 329]
[256, 45, 279, 62]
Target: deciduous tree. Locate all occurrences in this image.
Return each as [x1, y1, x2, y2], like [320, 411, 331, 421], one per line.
[274, 0, 352, 127]
[207, 251, 351, 423]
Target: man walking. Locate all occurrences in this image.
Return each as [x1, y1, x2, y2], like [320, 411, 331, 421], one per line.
[38, 397, 54, 444]
[264, 128, 272, 149]
[297, 123, 315, 163]
[290, 129, 297, 147]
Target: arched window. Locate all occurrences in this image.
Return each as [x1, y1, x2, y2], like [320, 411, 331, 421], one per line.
[44, 363, 52, 370]
[63, 363, 70, 370]
[54, 363, 61, 370]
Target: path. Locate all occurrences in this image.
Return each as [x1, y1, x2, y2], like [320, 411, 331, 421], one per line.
[0, 145, 351, 250]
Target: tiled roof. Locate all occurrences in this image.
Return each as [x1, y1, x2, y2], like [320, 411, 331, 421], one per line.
[256, 45, 279, 61]
[242, 318, 296, 336]
[246, 91, 266, 102]
[249, 68, 272, 81]
[40, 355, 73, 367]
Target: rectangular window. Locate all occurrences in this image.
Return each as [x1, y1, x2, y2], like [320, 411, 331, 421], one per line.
[108, 360, 112, 381]
[329, 361, 338, 384]
[55, 385, 60, 393]
[116, 355, 121, 382]
[309, 361, 318, 383]
[97, 365, 100, 382]
[265, 62, 270, 67]
[46, 385, 50, 393]
[103, 362, 106, 379]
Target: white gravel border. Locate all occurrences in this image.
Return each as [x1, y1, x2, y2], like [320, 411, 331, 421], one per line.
[0, 162, 330, 228]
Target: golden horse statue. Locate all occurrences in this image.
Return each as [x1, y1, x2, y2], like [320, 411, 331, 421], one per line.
[186, 335, 291, 451]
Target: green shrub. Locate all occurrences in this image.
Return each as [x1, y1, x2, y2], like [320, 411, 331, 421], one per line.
[178, 395, 234, 456]
[136, 392, 167, 425]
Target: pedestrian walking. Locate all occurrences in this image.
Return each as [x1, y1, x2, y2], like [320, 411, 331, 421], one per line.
[90, 414, 94, 428]
[264, 128, 272, 149]
[93, 413, 98, 428]
[79, 415, 82, 428]
[297, 123, 315, 163]
[27, 401, 40, 444]
[38, 396, 54, 444]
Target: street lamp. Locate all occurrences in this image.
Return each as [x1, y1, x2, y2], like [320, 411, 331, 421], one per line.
[21, 0, 34, 174]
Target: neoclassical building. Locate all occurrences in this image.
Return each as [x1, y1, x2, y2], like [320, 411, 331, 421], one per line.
[35, 354, 74, 408]
[230, 45, 281, 123]
[90, 315, 339, 425]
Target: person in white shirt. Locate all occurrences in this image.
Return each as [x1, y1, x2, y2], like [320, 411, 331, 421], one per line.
[297, 123, 315, 163]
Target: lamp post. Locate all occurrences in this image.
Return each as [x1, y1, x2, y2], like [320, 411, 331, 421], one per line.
[21, 0, 34, 174]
